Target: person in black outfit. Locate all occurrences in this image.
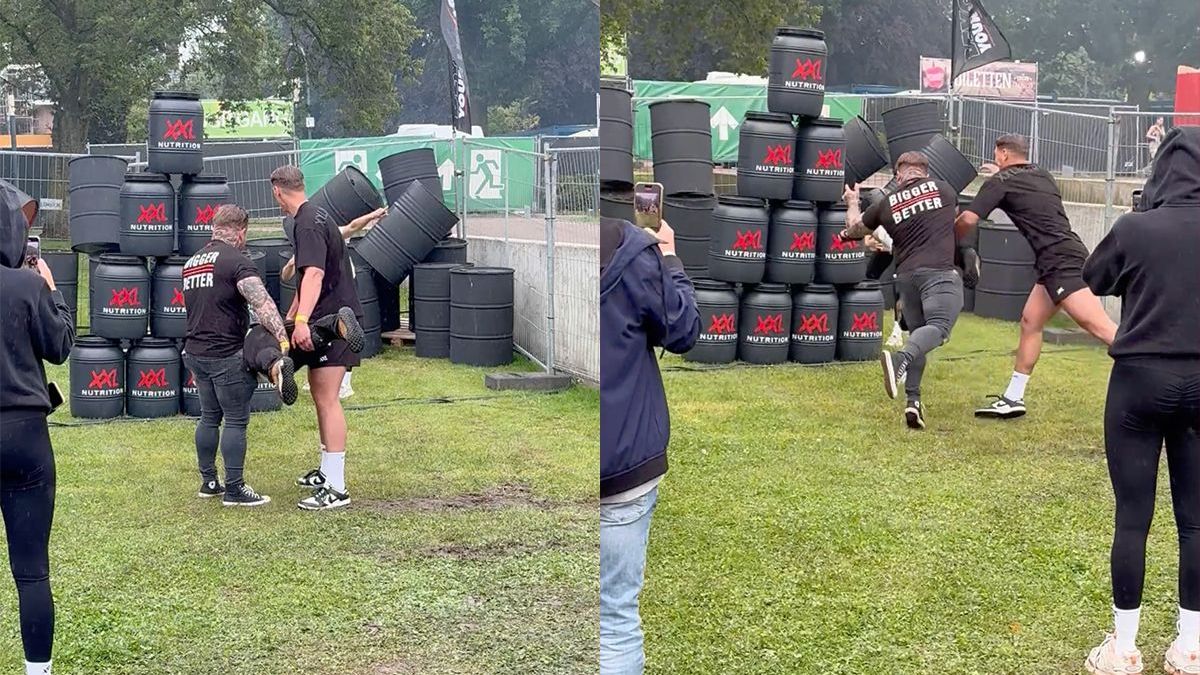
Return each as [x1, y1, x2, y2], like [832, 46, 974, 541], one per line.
[183, 204, 295, 507]
[841, 151, 963, 429]
[1080, 127, 1200, 674]
[0, 180, 74, 675]
[269, 165, 365, 511]
[955, 134, 1117, 420]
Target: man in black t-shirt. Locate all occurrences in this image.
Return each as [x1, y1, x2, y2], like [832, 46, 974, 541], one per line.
[270, 165, 368, 511]
[183, 204, 296, 507]
[841, 151, 963, 429]
[955, 134, 1117, 420]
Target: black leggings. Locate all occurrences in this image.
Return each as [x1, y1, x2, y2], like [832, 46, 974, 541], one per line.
[866, 251, 904, 328]
[0, 411, 55, 662]
[1106, 358, 1200, 610]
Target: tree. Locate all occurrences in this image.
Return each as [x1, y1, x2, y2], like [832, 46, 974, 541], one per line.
[487, 98, 540, 135]
[815, 0, 948, 86]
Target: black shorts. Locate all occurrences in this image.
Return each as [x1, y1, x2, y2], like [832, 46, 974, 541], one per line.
[291, 339, 359, 371]
[1036, 246, 1089, 305]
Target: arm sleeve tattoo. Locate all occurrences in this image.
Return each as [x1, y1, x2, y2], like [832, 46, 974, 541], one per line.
[237, 276, 288, 344]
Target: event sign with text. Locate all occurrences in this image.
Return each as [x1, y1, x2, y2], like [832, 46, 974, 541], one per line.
[919, 57, 1038, 100]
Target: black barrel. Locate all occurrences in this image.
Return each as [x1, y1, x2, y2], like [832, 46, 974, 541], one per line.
[70, 336, 126, 419]
[246, 237, 291, 305]
[279, 249, 296, 313]
[766, 201, 819, 284]
[43, 250, 79, 326]
[843, 117, 889, 186]
[737, 112, 795, 200]
[148, 91, 204, 175]
[665, 194, 715, 277]
[975, 220, 1037, 322]
[414, 262, 473, 358]
[683, 279, 739, 364]
[68, 155, 128, 254]
[244, 249, 266, 282]
[347, 250, 382, 358]
[126, 338, 181, 418]
[708, 196, 769, 284]
[310, 165, 384, 228]
[599, 187, 634, 221]
[767, 27, 827, 118]
[600, 81, 635, 186]
[181, 361, 200, 417]
[119, 172, 175, 257]
[882, 102, 942, 166]
[356, 180, 459, 285]
[151, 255, 188, 338]
[376, 276, 401, 333]
[921, 135, 978, 194]
[793, 118, 845, 203]
[815, 204, 867, 285]
[87, 254, 100, 329]
[790, 284, 839, 364]
[379, 148, 440, 206]
[649, 99, 714, 196]
[738, 283, 792, 365]
[178, 175, 232, 256]
[249, 379, 282, 413]
[837, 281, 885, 361]
[409, 237, 470, 331]
[91, 254, 150, 339]
[449, 267, 514, 367]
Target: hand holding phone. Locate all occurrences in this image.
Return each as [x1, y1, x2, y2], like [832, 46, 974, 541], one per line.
[24, 235, 40, 268]
[634, 182, 664, 232]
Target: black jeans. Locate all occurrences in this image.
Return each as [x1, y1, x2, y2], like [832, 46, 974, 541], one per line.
[896, 268, 963, 399]
[1106, 358, 1200, 610]
[184, 352, 259, 487]
[0, 410, 55, 662]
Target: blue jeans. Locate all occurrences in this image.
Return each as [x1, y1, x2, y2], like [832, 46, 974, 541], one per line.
[600, 487, 658, 675]
[183, 352, 257, 487]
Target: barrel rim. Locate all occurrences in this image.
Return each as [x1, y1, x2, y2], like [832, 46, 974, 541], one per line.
[779, 199, 817, 210]
[123, 172, 172, 183]
[379, 148, 436, 164]
[75, 335, 121, 346]
[97, 253, 147, 265]
[799, 117, 845, 129]
[648, 98, 711, 110]
[692, 278, 735, 291]
[182, 174, 228, 184]
[819, 203, 848, 212]
[664, 193, 717, 206]
[132, 337, 179, 348]
[795, 283, 837, 293]
[152, 90, 201, 101]
[600, 81, 632, 94]
[68, 155, 129, 166]
[848, 280, 882, 291]
[744, 111, 794, 124]
[451, 266, 513, 276]
[717, 195, 767, 208]
[775, 27, 826, 39]
[745, 282, 789, 293]
[416, 262, 472, 271]
[245, 249, 265, 260]
[433, 237, 468, 248]
[157, 255, 191, 265]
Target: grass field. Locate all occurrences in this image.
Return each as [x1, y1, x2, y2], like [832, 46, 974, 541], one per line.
[641, 313, 1182, 674]
[0, 349, 598, 673]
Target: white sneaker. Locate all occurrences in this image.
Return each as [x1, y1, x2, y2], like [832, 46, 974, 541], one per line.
[339, 383, 354, 400]
[1086, 634, 1144, 674]
[1166, 640, 1200, 674]
[885, 326, 906, 349]
[298, 486, 351, 511]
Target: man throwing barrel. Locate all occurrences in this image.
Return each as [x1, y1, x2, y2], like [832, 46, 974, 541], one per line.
[841, 151, 963, 429]
[954, 134, 1116, 419]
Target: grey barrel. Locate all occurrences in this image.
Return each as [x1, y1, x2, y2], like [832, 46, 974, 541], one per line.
[42, 250, 79, 326]
[975, 220, 1037, 322]
[836, 281, 885, 361]
[665, 194, 715, 278]
[767, 27, 827, 118]
[181, 360, 200, 417]
[68, 155, 128, 255]
[119, 172, 175, 257]
[346, 246, 382, 359]
[600, 81, 635, 186]
[449, 267, 514, 367]
[738, 283, 792, 365]
[177, 175, 232, 256]
[815, 204, 867, 285]
[414, 262, 473, 358]
[69, 336, 126, 419]
[356, 180, 459, 285]
[649, 99, 714, 196]
[736, 112, 796, 200]
[410, 236, 469, 334]
[310, 165, 384, 228]
[250, 379, 282, 413]
[379, 148, 440, 206]
[126, 338, 181, 418]
[707, 196, 769, 284]
[843, 117, 889, 186]
[882, 102, 942, 166]
[91, 254, 150, 340]
[246, 237, 291, 306]
[151, 255, 188, 338]
[790, 284, 839, 364]
[148, 91, 204, 175]
[683, 279, 739, 364]
[766, 200, 818, 284]
[793, 118, 845, 203]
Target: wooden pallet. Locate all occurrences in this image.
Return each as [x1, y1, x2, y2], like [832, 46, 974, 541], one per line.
[381, 328, 416, 346]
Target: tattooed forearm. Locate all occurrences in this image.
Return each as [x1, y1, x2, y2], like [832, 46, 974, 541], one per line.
[841, 200, 872, 240]
[237, 276, 288, 344]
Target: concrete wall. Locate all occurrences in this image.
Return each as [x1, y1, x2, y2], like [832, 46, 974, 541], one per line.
[466, 236, 599, 384]
[1065, 201, 1129, 322]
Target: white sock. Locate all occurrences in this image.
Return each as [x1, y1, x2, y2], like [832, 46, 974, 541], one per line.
[25, 661, 51, 675]
[1114, 605, 1141, 653]
[889, 323, 902, 339]
[320, 450, 346, 493]
[1178, 607, 1200, 652]
[1004, 371, 1030, 401]
[342, 372, 353, 388]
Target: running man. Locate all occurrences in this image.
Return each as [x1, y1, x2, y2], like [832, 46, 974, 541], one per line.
[841, 151, 963, 429]
[269, 165, 365, 511]
[955, 134, 1117, 419]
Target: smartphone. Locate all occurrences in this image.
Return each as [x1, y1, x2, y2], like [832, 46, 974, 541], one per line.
[633, 182, 664, 232]
[24, 235, 40, 268]
[47, 381, 64, 412]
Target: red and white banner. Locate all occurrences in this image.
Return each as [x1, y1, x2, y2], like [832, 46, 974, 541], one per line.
[920, 57, 1038, 101]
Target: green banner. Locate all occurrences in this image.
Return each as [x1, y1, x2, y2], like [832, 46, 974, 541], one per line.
[202, 99, 293, 138]
[632, 80, 862, 163]
[297, 136, 538, 212]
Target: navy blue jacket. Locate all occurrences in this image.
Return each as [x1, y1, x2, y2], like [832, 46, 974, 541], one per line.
[600, 218, 700, 498]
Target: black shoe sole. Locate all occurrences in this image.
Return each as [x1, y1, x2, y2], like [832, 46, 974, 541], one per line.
[336, 307, 365, 354]
[276, 357, 298, 406]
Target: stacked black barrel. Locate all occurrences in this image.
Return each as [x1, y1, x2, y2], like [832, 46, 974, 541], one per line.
[650, 99, 716, 278]
[599, 79, 636, 222]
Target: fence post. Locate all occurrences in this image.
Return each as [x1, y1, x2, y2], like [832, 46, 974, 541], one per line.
[455, 136, 467, 238]
[543, 150, 557, 374]
[1104, 108, 1118, 233]
[1029, 103, 1038, 164]
[503, 150, 511, 269]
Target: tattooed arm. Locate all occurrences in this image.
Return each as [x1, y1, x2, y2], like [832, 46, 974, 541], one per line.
[237, 276, 289, 347]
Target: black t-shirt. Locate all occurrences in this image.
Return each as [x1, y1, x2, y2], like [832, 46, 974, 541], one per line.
[965, 163, 1087, 259]
[863, 177, 957, 274]
[183, 240, 259, 357]
[292, 201, 362, 319]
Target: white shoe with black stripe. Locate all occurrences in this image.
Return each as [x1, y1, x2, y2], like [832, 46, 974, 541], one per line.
[298, 486, 351, 511]
[974, 395, 1027, 419]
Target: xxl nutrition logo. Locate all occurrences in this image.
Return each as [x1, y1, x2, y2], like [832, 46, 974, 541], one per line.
[782, 231, 816, 260]
[792, 312, 834, 343]
[189, 204, 219, 232]
[132, 368, 177, 398]
[755, 144, 794, 175]
[160, 287, 186, 315]
[843, 311, 883, 339]
[785, 58, 825, 91]
[103, 287, 144, 316]
[81, 368, 122, 397]
[700, 313, 737, 343]
[157, 118, 201, 151]
[746, 313, 788, 345]
[825, 233, 863, 261]
[724, 229, 765, 259]
[806, 148, 844, 179]
[131, 202, 170, 232]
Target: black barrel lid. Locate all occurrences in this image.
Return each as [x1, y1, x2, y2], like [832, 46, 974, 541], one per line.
[69, 154, 129, 165]
[76, 335, 118, 347]
[600, 79, 631, 93]
[820, 202, 848, 211]
[648, 98, 708, 109]
[718, 195, 766, 208]
[665, 193, 717, 206]
[160, 255, 190, 265]
[800, 117, 845, 128]
[245, 249, 265, 260]
[98, 253, 145, 265]
[692, 278, 733, 291]
[780, 199, 816, 210]
[434, 237, 467, 248]
[797, 283, 835, 293]
[278, 248, 293, 259]
[744, 111, 794, 124]
[453, 266, 512, 276]
[852, 280, 881, 291]
[184, 174, 227, 183]
[124, 172, 170, 183]
[153, 91, 201, 100]
[416, 262, 472, 271]
[135, 337, 177, 348]
[776, 27, 825, 39]
[750, 282, 789, 293]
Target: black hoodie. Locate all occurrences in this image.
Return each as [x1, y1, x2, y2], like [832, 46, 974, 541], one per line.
[0, 180, 74, 412]
[1083, 128, 1200, 359]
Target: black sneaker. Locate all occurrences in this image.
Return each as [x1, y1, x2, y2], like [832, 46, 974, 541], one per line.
[198, 479, 224, 499]
[271, 356, 298, 406]
[880, 351, 909, 399]
[335, 306, 365, 354]
[974, 395, 1027, 419]
[296, 468, 327, 488]
[222, 483, 271, 507]
[905, 400, 926, 430]
[298, 486, 351, 511]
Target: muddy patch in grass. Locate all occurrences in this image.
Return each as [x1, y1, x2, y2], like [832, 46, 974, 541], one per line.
[361, 483, 565, 513]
